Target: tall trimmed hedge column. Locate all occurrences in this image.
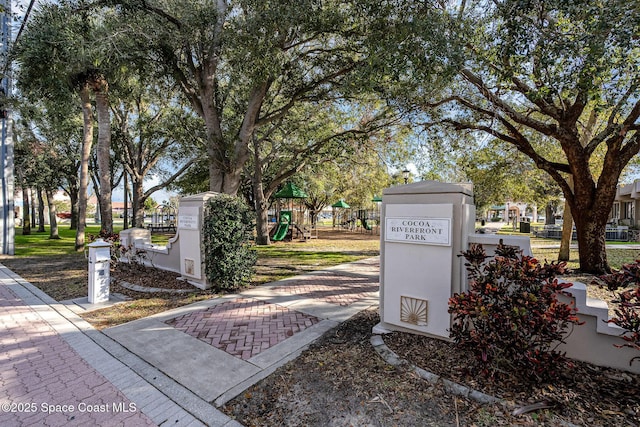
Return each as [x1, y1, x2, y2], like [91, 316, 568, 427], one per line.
[202, 194, 257, 292]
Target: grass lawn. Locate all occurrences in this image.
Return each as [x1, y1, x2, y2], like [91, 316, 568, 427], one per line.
[10, 225, 116, 257]
[532, 247, 639, 271]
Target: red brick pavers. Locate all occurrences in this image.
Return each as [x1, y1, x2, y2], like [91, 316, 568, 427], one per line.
[271, 273, 379, 306]
[0, 284, 155, 427]
[166, 298, 319, 360]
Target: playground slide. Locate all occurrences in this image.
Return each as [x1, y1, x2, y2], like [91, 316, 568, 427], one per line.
[362, 218, 373, 231]
[272, 222, 289, 241]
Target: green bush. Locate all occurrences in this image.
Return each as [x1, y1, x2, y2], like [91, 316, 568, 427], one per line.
[448, 243, 582, 381]
[202, 194, 257, 292]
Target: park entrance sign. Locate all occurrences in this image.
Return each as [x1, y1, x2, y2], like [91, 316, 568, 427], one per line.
[385, 217, 451, 246]
[374, 181, 640, 375]
[375, 181, 475, 338]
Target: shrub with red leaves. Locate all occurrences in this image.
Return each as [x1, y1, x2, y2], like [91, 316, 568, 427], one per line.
[597, 259, 640, 365]
[448, 243, 583, 381]
[88, 232, 122, 263]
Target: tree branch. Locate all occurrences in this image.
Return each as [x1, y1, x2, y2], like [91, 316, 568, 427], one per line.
[460, 68, 558, 136]
[443, 118, 572, 184]
[143, 157, 197, 197]
[256, 63, 358, 126]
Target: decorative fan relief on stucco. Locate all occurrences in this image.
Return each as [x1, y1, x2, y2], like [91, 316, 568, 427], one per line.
[400, 296, 428, 326]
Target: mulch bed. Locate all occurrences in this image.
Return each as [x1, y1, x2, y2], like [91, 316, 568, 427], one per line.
[111, 262, 201, 291]
[384, 331, 640, 426]
[223, 309, 640, 426]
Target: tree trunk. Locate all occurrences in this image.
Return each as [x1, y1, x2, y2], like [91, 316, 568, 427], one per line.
[569, 174, 617, 274]
[204, 82, 268, 196]
[251, 134, 271, 245]
[94, 82, 113, 236]
[76, 85, 93, 251]
[253, 181, 271, 245]
[123, 172, 129, 230]
[46, 188, 60, 240]
[37, 188, 46, 232]
[21, 188, 30, 235]
[558, 200, 573, 262]
[30, 189, 36, 229]
[573, 213, 610, 274]
[67, 184, 79, 230]
[558, 177, 574, 261]
[132, 175, 146, 228]
[208, 153, 245, 195]
[544, 204, 555, 225]
[309, 210, 318, 228]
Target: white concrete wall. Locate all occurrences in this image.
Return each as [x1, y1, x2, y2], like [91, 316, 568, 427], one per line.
[119, 227, 181, 274]
[467, 234, 533, 257]
[557, 282, 640, 374]
[118, 192, 221, 290]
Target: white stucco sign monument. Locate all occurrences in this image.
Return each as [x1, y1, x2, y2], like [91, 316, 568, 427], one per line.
[374, 181, 475, 338]
[177, 192, 221, 288]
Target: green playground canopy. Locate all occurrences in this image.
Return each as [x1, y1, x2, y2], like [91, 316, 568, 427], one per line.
[274, 182, 308, 199]
[371, 195, 382, 202]
[331, 199, 350, 208]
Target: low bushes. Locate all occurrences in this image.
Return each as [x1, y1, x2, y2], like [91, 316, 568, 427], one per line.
[448, 243, 582, 380]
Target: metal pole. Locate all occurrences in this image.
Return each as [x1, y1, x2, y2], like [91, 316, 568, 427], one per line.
[0, 0, 14, 255]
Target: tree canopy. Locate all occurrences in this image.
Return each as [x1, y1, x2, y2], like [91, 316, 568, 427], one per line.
[110, 0, 386, 194]
[9, 0, 640, 267]
[395, 0, 640, 273]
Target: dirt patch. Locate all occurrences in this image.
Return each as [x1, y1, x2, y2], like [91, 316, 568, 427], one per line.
[223, 308, 640, 427]
[0, 254, 89, 301]
[385, 327, 640, 426]
[111, 263, 198, 291]
[222, 309, 467, 426]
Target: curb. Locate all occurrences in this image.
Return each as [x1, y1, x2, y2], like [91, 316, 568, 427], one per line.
[370, 335, 584, 427]
[370, 334, 501, 405]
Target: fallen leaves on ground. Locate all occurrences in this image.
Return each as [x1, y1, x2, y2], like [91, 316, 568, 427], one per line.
[223, 309, 639, 427]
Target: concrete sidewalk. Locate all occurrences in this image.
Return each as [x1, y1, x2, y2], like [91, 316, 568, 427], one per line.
[0, 257, 380, 426]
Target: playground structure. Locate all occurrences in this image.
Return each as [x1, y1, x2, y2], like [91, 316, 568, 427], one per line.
[271, 210, 292, 241]
[270, 183, 316, 242]
[331, 197, 381, 234]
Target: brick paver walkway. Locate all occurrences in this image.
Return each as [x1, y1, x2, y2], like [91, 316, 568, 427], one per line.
[272, 273, 379, 306]
[0, 284, 155, 427]
[165, 298, 319, 360]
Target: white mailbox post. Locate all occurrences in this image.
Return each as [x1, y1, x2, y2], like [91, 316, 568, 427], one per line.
[88, 238, 111, 303]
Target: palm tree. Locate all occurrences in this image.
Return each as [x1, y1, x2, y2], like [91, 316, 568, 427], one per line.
[14, 2, 116, 248]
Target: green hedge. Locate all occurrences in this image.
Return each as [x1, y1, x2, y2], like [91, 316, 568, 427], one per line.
[202, 194, 257, 291]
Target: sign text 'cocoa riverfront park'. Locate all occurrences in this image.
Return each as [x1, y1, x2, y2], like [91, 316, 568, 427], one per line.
[385, 217, 451, 246]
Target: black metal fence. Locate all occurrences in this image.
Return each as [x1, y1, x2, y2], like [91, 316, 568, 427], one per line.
[532, 225, 638, 242]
